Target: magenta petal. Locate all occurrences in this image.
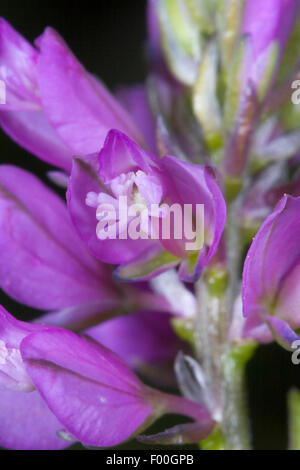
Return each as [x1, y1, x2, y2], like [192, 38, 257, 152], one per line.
[86, 311, 181, 368]
[275, 263, 300, 328]
[34, 300, 119, 333]
[36, 28, 144, 155]
[0, 18, 38, 108]
[0, 305, 40, 391]
[0, 110, 73, 171]
[242, 195, 300, 341]
[67, 153, 156, 264]
[0, 165, 116, 310]
[116, 84, 157, 153]
[0, 305, 38, 347]
[242, 0, 297, 58]
[243, 196, 300, 317]
[161, 158, 226, 279]
[242, 0, 298, 88]
[98, 129, 160, 182]
[68, 131, 225, 273]
[0, 19, 72, 171]
[264, 315, 300, 351]
[241, 313, 273, 344]
[21, 328, 154, 447]
[47, 170, 69, 188]
[0, 390, 69, 450]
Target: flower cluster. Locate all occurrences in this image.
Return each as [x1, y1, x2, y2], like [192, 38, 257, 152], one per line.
[0, 0, 300, 450]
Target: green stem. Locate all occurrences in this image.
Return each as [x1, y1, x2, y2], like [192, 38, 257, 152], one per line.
[218, 193, 255, 449]
[195, 275, 255, 449]
[194, 190, 256, 449]
[221, 342, 256, 450]
[195, 277, 227, 422]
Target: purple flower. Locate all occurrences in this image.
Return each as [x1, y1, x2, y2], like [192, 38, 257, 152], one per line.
[39, 309, 183, 388]
[22, 329, 155, 447]
[0, 164, 190, 448]
[0, 19, 144, 171]
[0, 388, 71, 450]
[67, 130, 226, 282]
[0, 164, 183, 325]
[0, 303, 185, 449]
[241, 0, 298, 95]
[4, 2, 298, 450]
[0, 307, 214, 448]
[0, 164, 120, 313]
[242, 195, 300, 348]
[0, 160, 186, 326]
[223, 1, 299, 179]
[21, 326, 214, 447]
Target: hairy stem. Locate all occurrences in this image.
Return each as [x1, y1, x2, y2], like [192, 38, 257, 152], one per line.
[194, 194, 255, 449]
[195, 278, 227, 423]
[221, 342, 256, 449]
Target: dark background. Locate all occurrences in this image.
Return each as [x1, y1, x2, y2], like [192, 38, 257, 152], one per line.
[0, 0, 299, 450]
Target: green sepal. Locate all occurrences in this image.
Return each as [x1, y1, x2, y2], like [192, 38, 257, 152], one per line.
[225, 176, 243, 201]
[193, 40, 223, 152]
[240, 221, 260, 246]
[217, 0, 246, 68]
[114, 250, 179, 282]
[171, 317, 196, 345]
[156, 0, 201, 85]
[164, 0, 200, 56]
[200, 425, 227, 450]
[204, 265, 229, 298]
[279, 101, 300, 132]
[186, 0, 216, 35]
[224, 341, 257, 371]
[223, 35, 249, 131]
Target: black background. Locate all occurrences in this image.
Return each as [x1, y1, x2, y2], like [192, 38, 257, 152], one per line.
[0, 0, 299, 450]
